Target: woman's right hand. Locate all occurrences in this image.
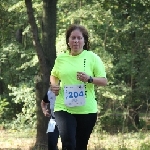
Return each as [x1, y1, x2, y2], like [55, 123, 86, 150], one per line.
[50, 85, 60, 96]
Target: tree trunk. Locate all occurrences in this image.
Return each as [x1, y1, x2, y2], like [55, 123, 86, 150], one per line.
[42, 0, 57, 73]
[15, 28, 23, 43]
[25, 0, 57, 148]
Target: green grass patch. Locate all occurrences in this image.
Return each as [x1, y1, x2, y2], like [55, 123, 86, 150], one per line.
[1, 129, 150, 150]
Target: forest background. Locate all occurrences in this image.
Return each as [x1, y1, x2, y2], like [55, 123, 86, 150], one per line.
[1, 0, 150, 150]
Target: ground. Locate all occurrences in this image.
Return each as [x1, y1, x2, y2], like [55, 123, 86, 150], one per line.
[1, 129, 150, 150]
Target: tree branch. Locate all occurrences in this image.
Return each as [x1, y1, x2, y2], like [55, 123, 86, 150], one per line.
[25, 0, 48, 75]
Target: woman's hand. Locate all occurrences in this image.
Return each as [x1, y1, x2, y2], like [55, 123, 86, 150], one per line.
[77, 71, 107, 86]
[43, 109, 51, 117]
[50, 85, 60, 96]
[50, 75, 60, 96]
[41, 100, 51, 117]
[77, 72, 89, 82]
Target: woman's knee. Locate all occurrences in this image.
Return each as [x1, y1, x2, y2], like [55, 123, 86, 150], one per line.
[62, 142, 75, 150]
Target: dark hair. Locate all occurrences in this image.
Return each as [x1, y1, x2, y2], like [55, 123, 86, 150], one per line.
[66, 24, 90, 51]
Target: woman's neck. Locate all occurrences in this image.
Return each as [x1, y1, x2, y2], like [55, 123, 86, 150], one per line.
[70, 49, 83, 56]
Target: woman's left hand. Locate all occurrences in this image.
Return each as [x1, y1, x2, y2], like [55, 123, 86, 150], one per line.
[77, 72, 89, 82]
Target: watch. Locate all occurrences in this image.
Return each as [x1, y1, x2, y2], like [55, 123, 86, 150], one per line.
[88, 76, 93, 83]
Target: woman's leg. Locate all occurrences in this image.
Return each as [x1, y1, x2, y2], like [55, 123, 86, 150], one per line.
[55, 111, 77, 150]
[48, 125, 59, 150]
[74, 113, 97, 150]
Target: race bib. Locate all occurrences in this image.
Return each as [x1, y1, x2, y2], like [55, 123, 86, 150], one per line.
[46, 119, 56, 133]
[64, 84, 85, 107]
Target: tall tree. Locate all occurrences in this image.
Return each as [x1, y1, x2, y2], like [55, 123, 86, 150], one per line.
[25, 0, 57, 148]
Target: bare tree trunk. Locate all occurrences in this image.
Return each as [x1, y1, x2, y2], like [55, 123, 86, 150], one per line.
[42, 0, 57, 73]
[25, 0, 57, 148]
[15, 28, 23, 43]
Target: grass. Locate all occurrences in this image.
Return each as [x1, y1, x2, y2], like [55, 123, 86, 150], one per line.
[1, 129, 150, 150]
[0, 129, 36, 150]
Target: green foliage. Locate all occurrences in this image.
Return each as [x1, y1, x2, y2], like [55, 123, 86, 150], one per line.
[7, 82, 36, 130]
[0, 0, 41, 130]
[140, 143, 150, 150]
[0, 97, 9, 118]
[0, 41, 38, 128]
[100, 110, 123, 132]
[1, 0, 150, 133]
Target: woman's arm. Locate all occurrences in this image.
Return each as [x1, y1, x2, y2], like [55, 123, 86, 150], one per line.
[41, 100, 50, 117]
[50, 75, 60, 96]
[91, 77, 107, 86]
[50, 75, 59, 85]
[77, 72, 107, 86]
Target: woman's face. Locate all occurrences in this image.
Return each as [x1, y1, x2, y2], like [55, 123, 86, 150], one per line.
[68, 29, 85, 55]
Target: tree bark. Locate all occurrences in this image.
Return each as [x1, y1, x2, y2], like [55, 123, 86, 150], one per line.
[25, 0, 57, 148]
[42, 0, 57, 73]
[15, 28, 23, 43]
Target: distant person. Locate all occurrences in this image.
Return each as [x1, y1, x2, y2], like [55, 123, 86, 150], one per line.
[50, 24, 107, 150]
[41, 89, 59, 150]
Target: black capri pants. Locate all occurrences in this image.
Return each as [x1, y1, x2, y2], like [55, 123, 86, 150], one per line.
[55, 111, 97, 150]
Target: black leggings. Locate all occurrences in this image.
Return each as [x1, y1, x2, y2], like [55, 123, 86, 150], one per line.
[48, 125, 59, 150]
[55, 111, 97, 150]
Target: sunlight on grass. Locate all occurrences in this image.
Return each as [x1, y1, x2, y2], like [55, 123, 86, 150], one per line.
[1, 129, 150, 150]
[0, 129, 36, 150]
[88, 131, 150, 150]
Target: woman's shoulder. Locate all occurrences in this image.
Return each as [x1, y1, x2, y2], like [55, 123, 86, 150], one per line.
[85, 50, 99, 57]
[56, 51, 69, 59]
